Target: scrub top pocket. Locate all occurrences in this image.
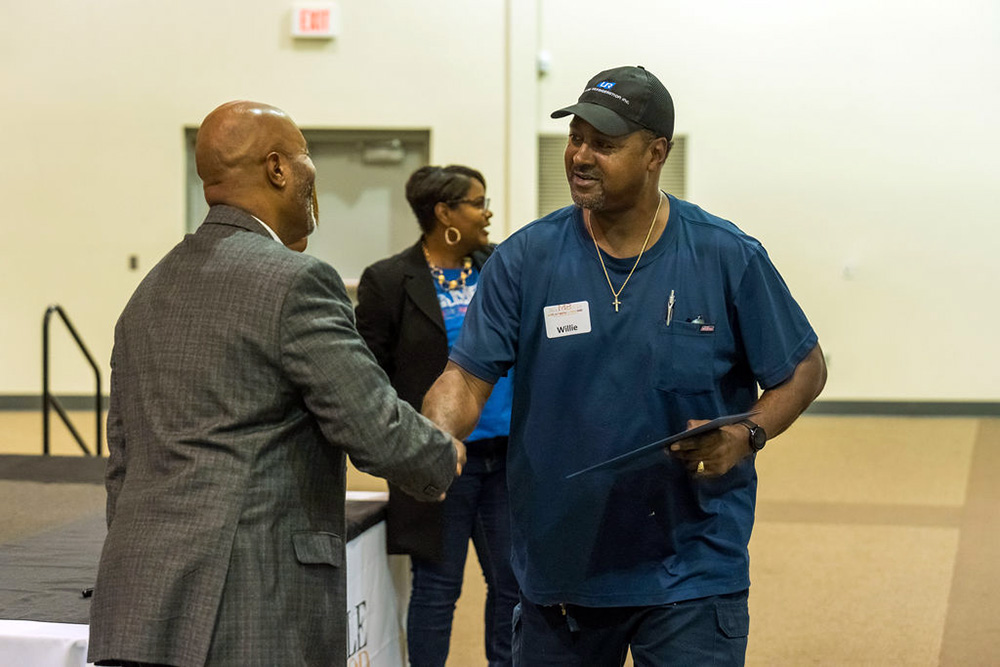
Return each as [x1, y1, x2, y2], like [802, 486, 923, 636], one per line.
[654, 321, 717, 394]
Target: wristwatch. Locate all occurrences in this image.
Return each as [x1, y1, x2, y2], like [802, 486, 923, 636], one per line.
[740, 419, 767, 452]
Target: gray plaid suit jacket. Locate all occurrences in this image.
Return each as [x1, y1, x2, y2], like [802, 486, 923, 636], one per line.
[88, 205, 456, 667]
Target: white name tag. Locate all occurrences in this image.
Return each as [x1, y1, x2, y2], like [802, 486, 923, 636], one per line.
[544, 301, 592, 339]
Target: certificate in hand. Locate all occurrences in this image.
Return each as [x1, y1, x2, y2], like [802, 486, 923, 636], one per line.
[564, 411, 759, 479]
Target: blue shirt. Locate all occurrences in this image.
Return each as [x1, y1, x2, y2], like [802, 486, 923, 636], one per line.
[451, 195, 817, 606]
[434, 267, 513, 443]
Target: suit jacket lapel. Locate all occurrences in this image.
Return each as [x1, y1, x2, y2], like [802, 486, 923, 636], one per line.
[401, 241, 446, 333]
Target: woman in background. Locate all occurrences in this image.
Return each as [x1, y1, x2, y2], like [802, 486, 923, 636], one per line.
[355, 165, 518, 667]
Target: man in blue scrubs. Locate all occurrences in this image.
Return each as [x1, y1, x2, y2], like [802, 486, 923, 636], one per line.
[423, 65, 827, 666]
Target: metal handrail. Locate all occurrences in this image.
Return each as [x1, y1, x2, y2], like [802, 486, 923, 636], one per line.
[42, 305, 103, 456]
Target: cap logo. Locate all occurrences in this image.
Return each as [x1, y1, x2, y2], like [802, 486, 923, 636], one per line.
[584, 84, 631, 107]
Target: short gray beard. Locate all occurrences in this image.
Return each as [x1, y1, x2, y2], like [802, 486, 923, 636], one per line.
[300, 183, 318, 231]
[571, 190, 605, 211]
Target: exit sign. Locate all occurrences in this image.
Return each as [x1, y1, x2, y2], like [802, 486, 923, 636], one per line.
[292, 2, 340, 39]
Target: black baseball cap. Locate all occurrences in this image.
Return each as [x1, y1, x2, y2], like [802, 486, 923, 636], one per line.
[551, 65, 674, 140]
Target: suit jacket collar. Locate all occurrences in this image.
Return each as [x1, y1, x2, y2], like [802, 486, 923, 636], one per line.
[201, 204, 275, 240]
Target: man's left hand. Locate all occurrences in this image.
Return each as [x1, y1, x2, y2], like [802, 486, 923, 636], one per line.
[668, 420, 751, 478]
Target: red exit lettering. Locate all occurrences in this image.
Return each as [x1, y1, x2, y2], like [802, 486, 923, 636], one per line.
[298, 9, 329, 33]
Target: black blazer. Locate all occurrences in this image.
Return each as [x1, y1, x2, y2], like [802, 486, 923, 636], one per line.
[356, 239, 494, 561]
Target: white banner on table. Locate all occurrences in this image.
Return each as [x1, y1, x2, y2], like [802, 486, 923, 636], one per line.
[346, 520, 406, 667]
[0, 620, 92, 667]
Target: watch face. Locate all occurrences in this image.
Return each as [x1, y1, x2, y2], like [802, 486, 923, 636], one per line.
[743, 420, 766, 451]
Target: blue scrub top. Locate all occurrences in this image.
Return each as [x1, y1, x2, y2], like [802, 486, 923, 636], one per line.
[451, 195, 817, 606]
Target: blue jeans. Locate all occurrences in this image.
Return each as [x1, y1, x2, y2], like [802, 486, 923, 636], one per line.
[511, 590, 750, 667]
[407, 438, 519, 667]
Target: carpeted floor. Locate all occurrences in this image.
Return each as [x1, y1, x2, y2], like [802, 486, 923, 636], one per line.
[2, 411, 998, 666]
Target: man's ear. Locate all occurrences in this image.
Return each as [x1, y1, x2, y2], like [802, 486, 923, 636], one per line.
[648, 137, 670, 170]
[265, 151, 286, 188]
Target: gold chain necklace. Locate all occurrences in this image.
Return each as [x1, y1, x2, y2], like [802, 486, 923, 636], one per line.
[422, 243, 473, 290]
[585, 193, 663, 312]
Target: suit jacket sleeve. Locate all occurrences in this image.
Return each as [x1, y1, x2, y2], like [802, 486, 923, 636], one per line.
[280, 258, 455, 500]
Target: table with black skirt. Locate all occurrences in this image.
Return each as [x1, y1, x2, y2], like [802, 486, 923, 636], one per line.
[0, 455, 405, 667]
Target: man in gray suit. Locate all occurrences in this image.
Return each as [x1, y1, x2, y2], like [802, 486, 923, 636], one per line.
[88, 101, 465, 667]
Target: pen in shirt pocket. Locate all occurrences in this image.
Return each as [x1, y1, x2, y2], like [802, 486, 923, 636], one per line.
[666, 290, 675, 326]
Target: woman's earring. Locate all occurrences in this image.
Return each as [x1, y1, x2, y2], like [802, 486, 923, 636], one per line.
[444, 226, 462, 246]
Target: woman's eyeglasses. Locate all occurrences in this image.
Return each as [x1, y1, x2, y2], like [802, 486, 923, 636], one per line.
[450, 197, 490, 211]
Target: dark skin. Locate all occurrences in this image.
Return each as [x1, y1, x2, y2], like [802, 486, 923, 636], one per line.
[566, 118, 671, 258]
[285, 237, 308, 252]
[671, 344, 827, 476]
[195, 101, 317, 249]
[422, 178, 492, 268]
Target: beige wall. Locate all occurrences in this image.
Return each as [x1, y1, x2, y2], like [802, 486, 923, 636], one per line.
[2, 0, 997, 401]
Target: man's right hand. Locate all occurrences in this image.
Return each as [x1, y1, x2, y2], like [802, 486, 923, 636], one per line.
[436, 436, 467, 501]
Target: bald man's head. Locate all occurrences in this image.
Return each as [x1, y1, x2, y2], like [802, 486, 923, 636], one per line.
[195, 101, 297, 195]
[195, 101, 317, 246]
